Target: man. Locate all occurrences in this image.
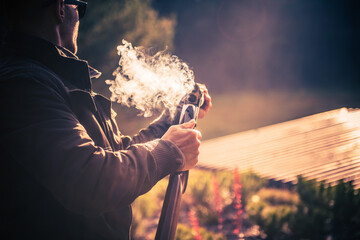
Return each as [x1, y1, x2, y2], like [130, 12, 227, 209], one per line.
[0, 0, 212, 239]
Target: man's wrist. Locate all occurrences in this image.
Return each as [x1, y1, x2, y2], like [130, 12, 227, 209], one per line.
[151, 139, 185, 180]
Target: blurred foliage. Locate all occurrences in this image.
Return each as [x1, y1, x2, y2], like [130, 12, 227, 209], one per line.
[240, 170, 268, 206]
[131, 177, 168, 239]
[181, 169, 267, 226]
[77, 0, 176, 91]
[288, 176, 333, 240]
[175, 223, 226, 240]
[289, 176, 360, 240]
[246, 188, 299, 240]
[181, 170, 222, 226]
[247, 176, 360, 240]
[131, 168, 267, 238]
[132, 168, 360, 240]
[255, 188, 300, 206]
[331, 180, 360, 240]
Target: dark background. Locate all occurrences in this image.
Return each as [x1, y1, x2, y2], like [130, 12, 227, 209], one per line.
[152, 0, 359, 93]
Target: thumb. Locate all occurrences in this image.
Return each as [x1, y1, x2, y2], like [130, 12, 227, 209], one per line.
[180, 119, 196, 129]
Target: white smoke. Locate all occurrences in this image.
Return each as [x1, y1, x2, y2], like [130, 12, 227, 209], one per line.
[106, 40, 195, 118]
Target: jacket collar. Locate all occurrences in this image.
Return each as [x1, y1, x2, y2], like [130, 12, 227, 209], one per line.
[1, 32, 101, 91]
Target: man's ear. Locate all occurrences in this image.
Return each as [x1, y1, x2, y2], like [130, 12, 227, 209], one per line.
[55, 0, 65, 23]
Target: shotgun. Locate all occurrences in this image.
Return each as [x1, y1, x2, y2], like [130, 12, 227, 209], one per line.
[155, 84, 204, 240]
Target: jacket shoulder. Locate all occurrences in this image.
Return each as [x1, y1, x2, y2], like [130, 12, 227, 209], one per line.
[0, 56, 68, 94]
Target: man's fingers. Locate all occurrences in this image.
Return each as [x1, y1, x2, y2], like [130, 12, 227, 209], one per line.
[162, 119, 202, 171]
[202, 93, 212, 110]
[184, 129, 202, 141]
[179, 119, 196, 129]
[198, 87, 212, 120]
[196, 129, 202, 140]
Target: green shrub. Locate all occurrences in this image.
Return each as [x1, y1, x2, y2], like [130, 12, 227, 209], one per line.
[184, 170, 217, 225]
[246, 188, 299, 239]
[331, 180, 360, 240]
[183, 169, 267, 226]
[131, 178, 169, 239]
[239, 170, 268, 205]
[175, 223, 226, 240]
[248, 177, 360, 240]
[288, 177, 332, 240]
[175, 224, 194, 240]
[255, 187, 299, 206]
[288, 176, 360, 240]
[131, 170, 360, 240]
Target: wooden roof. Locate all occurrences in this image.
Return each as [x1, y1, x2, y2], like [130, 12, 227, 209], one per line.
[198, 108, 360, 189]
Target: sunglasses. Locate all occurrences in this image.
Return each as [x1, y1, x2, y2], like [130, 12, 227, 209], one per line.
[43, 0, 87, 19]
[64, 0, 87, 19]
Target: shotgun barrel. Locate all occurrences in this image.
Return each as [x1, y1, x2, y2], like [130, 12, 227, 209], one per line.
[155, 84, 204, 240]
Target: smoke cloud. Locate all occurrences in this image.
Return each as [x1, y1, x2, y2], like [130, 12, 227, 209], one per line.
[106, 40, 195, 118]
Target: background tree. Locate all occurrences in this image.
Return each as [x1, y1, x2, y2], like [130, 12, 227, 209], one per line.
[77, 0, 176, 95]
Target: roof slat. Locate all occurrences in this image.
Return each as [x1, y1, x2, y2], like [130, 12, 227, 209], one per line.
[198, 108, 360, 189]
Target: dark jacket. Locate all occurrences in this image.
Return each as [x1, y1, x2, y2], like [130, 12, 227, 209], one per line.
[0, 33, 185, 239]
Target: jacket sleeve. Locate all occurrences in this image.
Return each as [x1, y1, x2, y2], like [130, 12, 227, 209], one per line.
[128, 99, 185, 145]
[0, 75, 185, 217]
[128, 110, 173, 145]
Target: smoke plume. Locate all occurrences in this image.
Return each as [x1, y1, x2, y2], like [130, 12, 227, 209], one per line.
[106, 40, 195, 118]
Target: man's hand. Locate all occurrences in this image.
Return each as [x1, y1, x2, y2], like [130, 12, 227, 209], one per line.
[198, 84, 212, 119]
[162, 120, 202, 171]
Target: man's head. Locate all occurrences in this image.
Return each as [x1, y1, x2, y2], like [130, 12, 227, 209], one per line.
[1, 0, 87, 54]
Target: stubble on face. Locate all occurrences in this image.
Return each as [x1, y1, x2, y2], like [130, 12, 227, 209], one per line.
[60, 5, 79, 54]
[72, 20, 79, 54]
